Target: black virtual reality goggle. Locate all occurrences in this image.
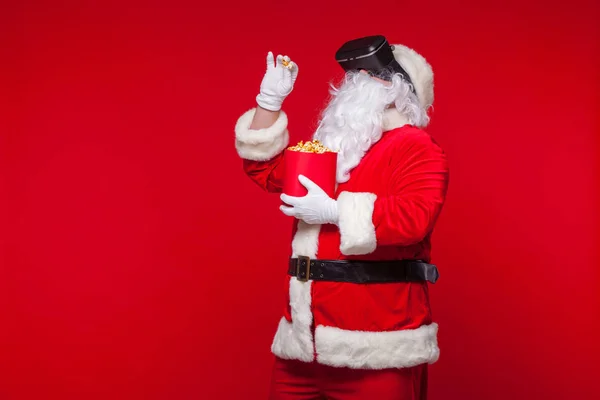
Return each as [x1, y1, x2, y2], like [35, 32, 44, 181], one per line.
[335, 35, 416, 94]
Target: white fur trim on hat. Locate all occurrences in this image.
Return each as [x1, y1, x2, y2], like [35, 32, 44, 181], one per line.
[234, 108, 289, 161]
[392, 45, 434, 111]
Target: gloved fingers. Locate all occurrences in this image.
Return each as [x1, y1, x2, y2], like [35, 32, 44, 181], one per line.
[277, 80, 291, 96]
[278, 67, 294, 96]
[279, 205, 297, 217]
[280, 193, 302, 206]
[280, 65, 293, 88]
[298, 175, 321, 192]
[266, 51, 275, 69]
[276, 54, 284, 67]
[303, 218, 321, 225]
[289, 61, 299, 84]
[281, 55, 296, 77]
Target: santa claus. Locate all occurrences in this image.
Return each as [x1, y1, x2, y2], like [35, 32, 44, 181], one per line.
[234, 36, 449, 399]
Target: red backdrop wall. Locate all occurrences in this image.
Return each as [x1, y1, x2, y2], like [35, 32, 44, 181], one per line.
[2, 0, 599, 399]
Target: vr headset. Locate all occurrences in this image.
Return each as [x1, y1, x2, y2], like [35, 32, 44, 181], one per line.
[335, 35, 415, 94]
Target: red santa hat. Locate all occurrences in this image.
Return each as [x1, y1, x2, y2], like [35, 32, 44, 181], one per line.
[391, 44, 434, 111]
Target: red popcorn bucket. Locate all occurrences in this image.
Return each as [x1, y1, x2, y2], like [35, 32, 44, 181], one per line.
[283, 148, 337, 198]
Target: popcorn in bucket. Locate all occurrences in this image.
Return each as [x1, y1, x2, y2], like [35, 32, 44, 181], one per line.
[283, 140, 337, 197]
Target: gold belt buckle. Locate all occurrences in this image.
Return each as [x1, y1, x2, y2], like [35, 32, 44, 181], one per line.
[296, 256, 311, 282]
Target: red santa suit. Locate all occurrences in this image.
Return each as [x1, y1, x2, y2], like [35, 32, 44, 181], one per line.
[234, 44, 448, 398]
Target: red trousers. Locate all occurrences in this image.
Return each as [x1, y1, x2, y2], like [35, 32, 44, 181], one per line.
[269, 357, 428, 400]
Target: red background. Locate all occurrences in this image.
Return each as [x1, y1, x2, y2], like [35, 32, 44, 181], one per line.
[2, 0, 599, 399]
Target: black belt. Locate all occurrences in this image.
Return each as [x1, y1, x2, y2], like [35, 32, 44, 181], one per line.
[288, 257, 439, 284]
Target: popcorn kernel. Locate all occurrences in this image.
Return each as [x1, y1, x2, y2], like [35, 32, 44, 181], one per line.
[287, 139, 335, 154]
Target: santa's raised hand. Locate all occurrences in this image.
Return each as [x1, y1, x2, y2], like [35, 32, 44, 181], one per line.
[280, 175, 339, 225]
[256, 51, 299, 112]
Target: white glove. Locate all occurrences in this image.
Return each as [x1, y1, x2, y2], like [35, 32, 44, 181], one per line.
[256, 52, 299, 112]
[280, 175, 338, 225]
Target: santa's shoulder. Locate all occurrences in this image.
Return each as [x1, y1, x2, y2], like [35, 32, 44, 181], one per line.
[382, 125, 444, 154]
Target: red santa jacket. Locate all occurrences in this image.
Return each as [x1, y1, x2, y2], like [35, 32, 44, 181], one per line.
[235, 107, 449, 370]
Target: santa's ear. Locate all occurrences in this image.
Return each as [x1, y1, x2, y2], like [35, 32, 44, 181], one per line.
[391, 44, 434, 111]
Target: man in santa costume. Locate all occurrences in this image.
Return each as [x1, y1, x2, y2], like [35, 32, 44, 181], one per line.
[234, 36, 449, 399]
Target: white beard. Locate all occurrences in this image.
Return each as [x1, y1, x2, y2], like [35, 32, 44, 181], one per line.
[313, 71, 426, 183]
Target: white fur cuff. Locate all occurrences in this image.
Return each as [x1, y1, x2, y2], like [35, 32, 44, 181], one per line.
[337, 192, 377, 255]
[234, 108, 289, 161]
[315, 323, 440, 369]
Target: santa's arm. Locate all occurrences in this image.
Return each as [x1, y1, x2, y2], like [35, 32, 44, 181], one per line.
[235, 107, 289, 193]
[336, 136, 449, 255]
